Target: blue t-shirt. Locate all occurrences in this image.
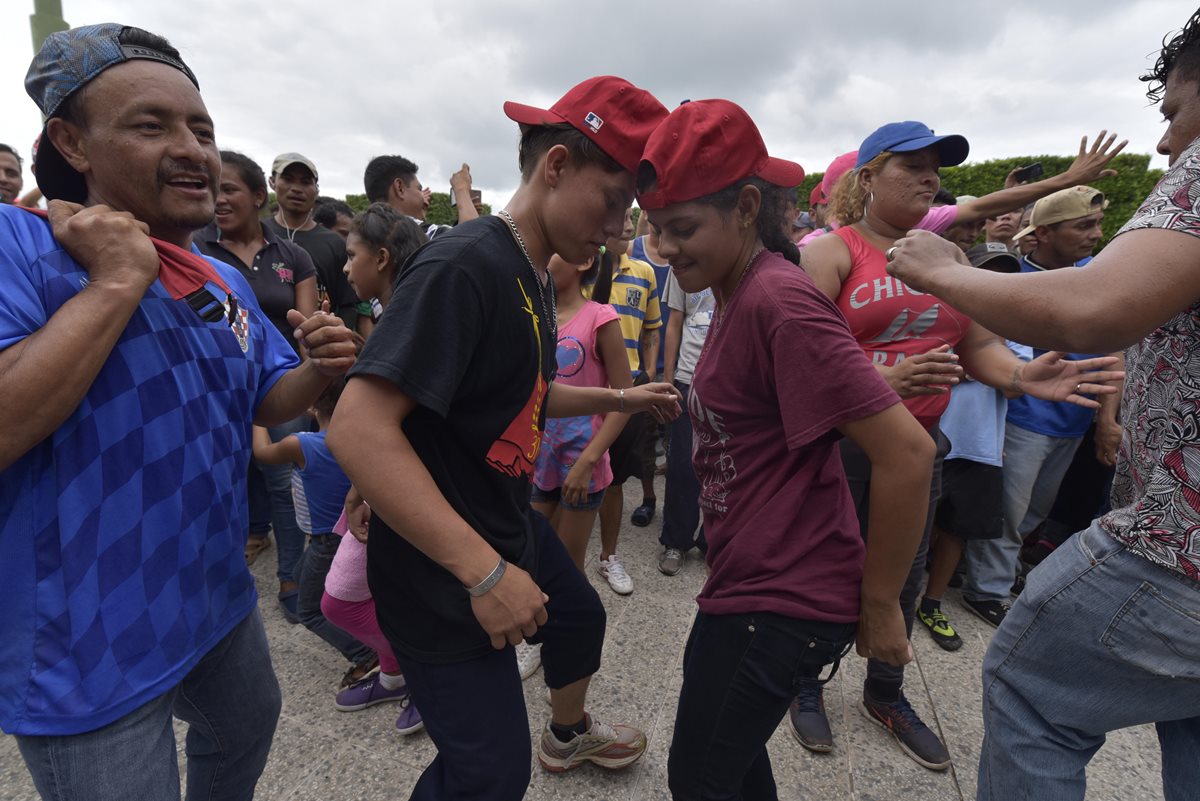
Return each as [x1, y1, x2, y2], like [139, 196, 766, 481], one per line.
[630, 236, 670, 373]
[1005, 256, 1098, 439]
[296, 431, 352, 534]
[0, 206, 296, 736]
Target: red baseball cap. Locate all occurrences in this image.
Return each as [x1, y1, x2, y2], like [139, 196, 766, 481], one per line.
[809, 183, 825, 207]
[503, 76, 667, 174]
[636, 99, 804, 210]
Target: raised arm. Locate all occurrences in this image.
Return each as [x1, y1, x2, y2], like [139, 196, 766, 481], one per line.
[955, 132, 1127, 223]
[886, 227, 1200, 354]
[0, 202, 158, 471]
[251, 426, 305, 467]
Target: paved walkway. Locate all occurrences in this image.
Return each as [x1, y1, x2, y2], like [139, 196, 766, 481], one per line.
[1, 481, 1166, 800]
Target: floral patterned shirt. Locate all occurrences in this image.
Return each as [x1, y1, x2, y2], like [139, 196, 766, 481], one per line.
[1099, 138, 1200, 582]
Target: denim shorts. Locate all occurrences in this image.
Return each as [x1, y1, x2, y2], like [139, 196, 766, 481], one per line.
[531, 485, 605, 512]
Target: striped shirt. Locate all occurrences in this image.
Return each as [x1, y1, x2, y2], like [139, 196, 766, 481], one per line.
[609, 254, 662, 375]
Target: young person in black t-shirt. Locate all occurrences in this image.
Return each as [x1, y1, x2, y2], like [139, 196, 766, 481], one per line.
[329, 76, 679, 801]
[262, 153, 362, 333]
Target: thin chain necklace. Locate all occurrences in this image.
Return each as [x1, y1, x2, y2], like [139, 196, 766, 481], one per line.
[498, 210, 557, 344]
[275, 210, 312, 243]
[695, 246, 764, 374]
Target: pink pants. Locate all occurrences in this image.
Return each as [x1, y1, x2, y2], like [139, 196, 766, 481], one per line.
[320, 592, 401, 675]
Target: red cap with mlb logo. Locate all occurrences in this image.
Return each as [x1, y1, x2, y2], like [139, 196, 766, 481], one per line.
[503, 76, 668, 174]
[636, 99, 805, 210]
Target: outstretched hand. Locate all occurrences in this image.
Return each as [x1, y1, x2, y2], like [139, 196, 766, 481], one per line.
[1062, 130, 1128, 184]
[884, 230, 969, 293]
[1018, 352, 1125, 408]
[623, 382, 683, 423]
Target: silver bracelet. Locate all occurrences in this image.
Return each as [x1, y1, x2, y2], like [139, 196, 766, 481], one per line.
[466, 557, 507, 597]
[618, 388, 626, 413]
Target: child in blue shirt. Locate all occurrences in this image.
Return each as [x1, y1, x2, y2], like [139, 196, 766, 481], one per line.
[253, 379, 377, 687]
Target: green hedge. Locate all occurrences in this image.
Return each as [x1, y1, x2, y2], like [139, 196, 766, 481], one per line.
[799, 153, 1163, 246]
[342, 192, 491, 224]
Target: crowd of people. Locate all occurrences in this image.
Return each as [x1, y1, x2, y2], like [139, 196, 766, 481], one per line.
[2, 11, 1199, 801]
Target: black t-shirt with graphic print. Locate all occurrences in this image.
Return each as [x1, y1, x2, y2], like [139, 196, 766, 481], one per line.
[349, 215, 557, 663]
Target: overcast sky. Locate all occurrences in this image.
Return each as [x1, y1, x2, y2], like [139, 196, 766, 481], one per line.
[0, 1, 1180, 207]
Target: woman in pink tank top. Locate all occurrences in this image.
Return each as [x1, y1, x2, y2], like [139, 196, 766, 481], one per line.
[793, 122, 1122, 770]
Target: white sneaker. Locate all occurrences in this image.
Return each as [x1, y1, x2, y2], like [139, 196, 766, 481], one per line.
[516, 641, 542, 681]
[598, 555, 634, 595]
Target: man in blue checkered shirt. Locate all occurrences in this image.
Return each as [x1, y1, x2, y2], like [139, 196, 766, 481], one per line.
[0, 24, 358, 801]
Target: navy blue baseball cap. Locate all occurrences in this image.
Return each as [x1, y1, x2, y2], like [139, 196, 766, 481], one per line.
[855, 121, 969, 170]
[25, 23, 199, 203]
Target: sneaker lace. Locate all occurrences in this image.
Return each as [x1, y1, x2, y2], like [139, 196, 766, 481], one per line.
[882, 695, 923, 733]
[794, 682, 823, 714]
[585, 717, 617, 741]
[605, 556, 630, 582]
[663, 547, 682, 560]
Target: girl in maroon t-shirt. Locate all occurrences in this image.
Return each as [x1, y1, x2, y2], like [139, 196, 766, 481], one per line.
[637, 100, 938, 801]
[798, 122, 1122, 769]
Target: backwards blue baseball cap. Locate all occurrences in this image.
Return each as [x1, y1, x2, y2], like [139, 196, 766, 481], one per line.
[855, 121, 969, 170]
[25, 23, 199, 203]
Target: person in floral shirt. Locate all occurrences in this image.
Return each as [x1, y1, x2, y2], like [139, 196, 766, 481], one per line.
[882, 10, 1200, 800]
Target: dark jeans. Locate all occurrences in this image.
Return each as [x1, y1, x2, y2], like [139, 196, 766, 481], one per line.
[297, 534, 373, 664]
[660, 381, 706, 552]
[668, 611, 855, 800]
[839, 427, 947, 698]
[17, 611, 280, 801]
[393, 511, 606, 801]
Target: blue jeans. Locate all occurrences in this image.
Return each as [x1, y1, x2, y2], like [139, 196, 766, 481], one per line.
[16, 610, 281, 801]
[978, 522, 1200, 801]
[297, 534, 374, 664]
[248, 416, 311, 583]
[668, 611, 855, 800]
[660, 381, 706, 552]
[965, 422, 1081, 602]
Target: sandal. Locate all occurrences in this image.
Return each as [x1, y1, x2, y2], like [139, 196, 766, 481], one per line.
[630, 500, 656, 527]
[244, 534, 271, 566]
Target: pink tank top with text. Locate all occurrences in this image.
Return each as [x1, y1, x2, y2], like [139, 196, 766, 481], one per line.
[833, 226, 972, 428]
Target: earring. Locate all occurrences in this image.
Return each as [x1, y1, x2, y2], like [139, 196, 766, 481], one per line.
[863, 191, 875, 216]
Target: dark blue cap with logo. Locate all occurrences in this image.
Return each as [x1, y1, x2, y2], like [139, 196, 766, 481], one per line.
[24, 23, 199, 203]
[855, 121, 969, 170]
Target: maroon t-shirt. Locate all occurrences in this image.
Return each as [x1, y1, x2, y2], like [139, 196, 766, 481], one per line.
[691, 251, 900, 623]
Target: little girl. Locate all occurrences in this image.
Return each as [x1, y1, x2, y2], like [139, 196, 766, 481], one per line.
[517, 249, 632, 681]
[320, 204, 426, 734]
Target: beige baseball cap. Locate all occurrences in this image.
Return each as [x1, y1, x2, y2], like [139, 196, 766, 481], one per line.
[271, 152, 318, 181]
[1014, 186, 1107, 240]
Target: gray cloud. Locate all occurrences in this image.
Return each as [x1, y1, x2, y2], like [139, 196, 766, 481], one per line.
[1, 0, 1177, 210]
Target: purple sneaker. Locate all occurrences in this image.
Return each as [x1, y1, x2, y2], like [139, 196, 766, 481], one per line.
[395, 697, 424, 736]
[335, 674, 409, 712]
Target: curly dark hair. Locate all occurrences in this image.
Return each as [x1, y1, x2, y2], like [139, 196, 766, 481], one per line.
[1143, 8, 1200, 102]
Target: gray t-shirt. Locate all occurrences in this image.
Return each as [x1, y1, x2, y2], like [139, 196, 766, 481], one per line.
[664, 270, 714, 385]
